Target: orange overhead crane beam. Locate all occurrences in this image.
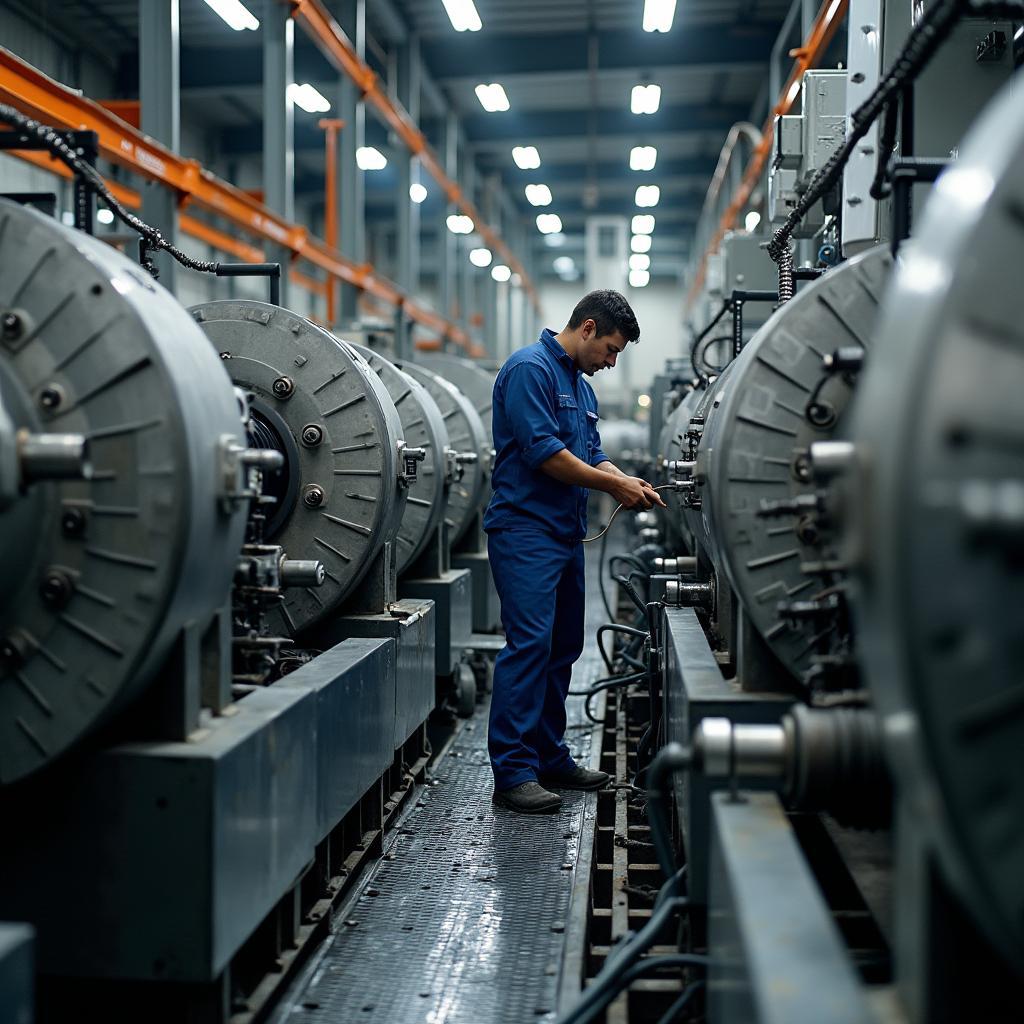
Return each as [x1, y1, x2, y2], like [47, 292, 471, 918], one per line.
[0, 46, 474, 352]
[289, 0, 540, 312]
[685, 0, 849, 308]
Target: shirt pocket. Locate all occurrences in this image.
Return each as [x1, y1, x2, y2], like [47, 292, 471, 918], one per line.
[585, 409, 601, 459]
[555, 393, 580, 442]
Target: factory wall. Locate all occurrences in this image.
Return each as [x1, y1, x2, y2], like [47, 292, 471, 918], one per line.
[538, 277, 686, 415]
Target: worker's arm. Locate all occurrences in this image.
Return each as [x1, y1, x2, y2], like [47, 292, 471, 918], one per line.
[539, 449, 666, 509]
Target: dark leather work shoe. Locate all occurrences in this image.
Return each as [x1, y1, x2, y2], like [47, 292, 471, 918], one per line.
[539, 766, 611, 791]
[492, 781, 563, 814]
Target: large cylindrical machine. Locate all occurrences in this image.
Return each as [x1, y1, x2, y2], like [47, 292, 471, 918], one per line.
[848, 80, 1024, 969]
[190, 301, 407, 634]
[0, 201, 251, 785]
[348, 342, 450, 575]
[398, 362, 489, 546]
[668, 246, 892, 686]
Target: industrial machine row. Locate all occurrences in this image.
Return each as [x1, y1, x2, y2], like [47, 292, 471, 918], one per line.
[619, 13, 1023, 1023]
[0, 194, 500, 1022]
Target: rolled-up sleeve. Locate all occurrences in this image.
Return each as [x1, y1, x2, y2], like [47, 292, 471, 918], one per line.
[501, 361, 565, 469]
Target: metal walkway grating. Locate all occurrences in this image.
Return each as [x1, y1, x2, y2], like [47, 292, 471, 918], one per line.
[270, 555, 611, 1024]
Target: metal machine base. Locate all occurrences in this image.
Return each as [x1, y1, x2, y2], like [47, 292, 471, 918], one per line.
[708, 792, 877, 1024]
[400, 569, 473, 680]
[312, 598, 436, 750]
[0, 924, 33, 1024]
[452, 549, 501, 634]
[662, 606, 793, 902]
[0, 685, 319, 983]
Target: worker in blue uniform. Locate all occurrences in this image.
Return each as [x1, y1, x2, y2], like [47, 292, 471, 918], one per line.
[485, 289, 666, 814]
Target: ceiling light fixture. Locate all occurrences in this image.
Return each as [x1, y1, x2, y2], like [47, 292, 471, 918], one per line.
[512, 145, 541, 169]
[475, 83, 510, 112]
[491, 264, 511, 282]
[410, 183, 428, 204]
[629, 253, 650, 271]
[96, 208, 114, 225]
[536, 213, 563, 234]
[631, 83, 661, 116]
[544, 232, 567, 248]
[629, 146, 657, 171]
[744, 210, 762, 232]
[629, 269, 651, 288]
[441, 0, 482, 32]
[470, 247, 493, 267]
[446, 214, 474, 234]
[524, 184, 552, 207]
[631, 234, 652, 254]
[288, 83, 331, 113]
[631, 214, 655, 234]
[553, 256, 575, 274]
[356, 146, 387, 170]
[642, 0, 677, 32]
[634, 185, 660, 208]
[202, 0, 259, 31]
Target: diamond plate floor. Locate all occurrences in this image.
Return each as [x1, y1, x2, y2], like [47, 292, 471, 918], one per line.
[269, 549, 612, 1024]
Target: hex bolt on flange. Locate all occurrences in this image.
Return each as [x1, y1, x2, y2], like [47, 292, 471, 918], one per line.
[38, 384, 65, 411]
[61, 507, 87, 537]
[39, 569, 73, 608]
[272, 376, 295, 400]
[1, 311, 23, 342]
[302, 483, 325, 508]
[301, 424, 324, 448]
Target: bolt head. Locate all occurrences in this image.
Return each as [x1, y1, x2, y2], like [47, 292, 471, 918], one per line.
[301, 424, 324, 448]
[1, 312, 22, 341]
[272, 376, 295, 399]
[38, 385, 63, 411]
[302, 484, 325, 508]
[61, 507, 87, 536]
[40, 570, 73, 608]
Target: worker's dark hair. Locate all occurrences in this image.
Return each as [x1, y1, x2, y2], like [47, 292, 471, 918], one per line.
[567, 289, 640, 343]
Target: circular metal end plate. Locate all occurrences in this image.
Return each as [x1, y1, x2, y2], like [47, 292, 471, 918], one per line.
[191, 302, 403, 634]
[0, 201, 247, 784]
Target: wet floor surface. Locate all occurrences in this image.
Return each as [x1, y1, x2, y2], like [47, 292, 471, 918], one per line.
[270, 553, 611, 1024]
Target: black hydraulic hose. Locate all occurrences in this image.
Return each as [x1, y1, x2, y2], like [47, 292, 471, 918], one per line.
[598, 520, 615, 622]
[553, 892, 691, 1024]
[689, 299, 730, 382]
[654, 980, 706, 1024]
[596, 623, 648, 675]
[646, 743, 694, 886]
[566, 959, 711, 1024]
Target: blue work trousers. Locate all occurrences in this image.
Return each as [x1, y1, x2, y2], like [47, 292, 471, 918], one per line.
[487, 525, 585, 791]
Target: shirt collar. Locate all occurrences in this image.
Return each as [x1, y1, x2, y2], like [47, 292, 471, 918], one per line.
[540, 328, 578, 376]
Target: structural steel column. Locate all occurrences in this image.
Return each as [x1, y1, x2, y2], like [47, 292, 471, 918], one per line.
[263, 0, 294, 307]
[439, 112, 458, 336]
[395, 37, 421, 360]
[140, 0, 180, 291]
[338, 0, 366, 323]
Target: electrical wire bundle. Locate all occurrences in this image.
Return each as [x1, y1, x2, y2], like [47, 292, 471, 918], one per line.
[765, 0, 1024, 300]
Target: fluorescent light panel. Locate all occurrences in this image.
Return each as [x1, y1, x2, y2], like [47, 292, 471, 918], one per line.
[642, 0, 676, 32]
[470, 247, 493, 267]
[553, 256, 575, 274]
[475, 83, 510, 112]
[629, 269, 650, 288]
[203, 0, 259, 31]
[629, 253, 650, 271]
[634, 185, 660, 208]
[288, 83, 330, 113]
[442, 0, 482, 31]
[491, 264, 511, 282]
[632, 214, 655, 234]
[96, 208, 114, 225]
[446, 214, 474, 234]
[512, 146, 541, 169]
[543, 232, 566, 248]
[631, 83, 661, 115]
[356, 146, 387, 170]
[744, 210, 761, 232]
[410, 183, 428, 203]
[525, 184, 552, 207]
[631, 234, 652, 254]
[630, 146, 657, 171]
[536, 214, 563, 234]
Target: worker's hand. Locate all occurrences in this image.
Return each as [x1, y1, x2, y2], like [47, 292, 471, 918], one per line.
[610, 476, 666, 510]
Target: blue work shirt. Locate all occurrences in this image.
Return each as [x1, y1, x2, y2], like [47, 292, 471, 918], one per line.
[484, 328, 609, 541]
